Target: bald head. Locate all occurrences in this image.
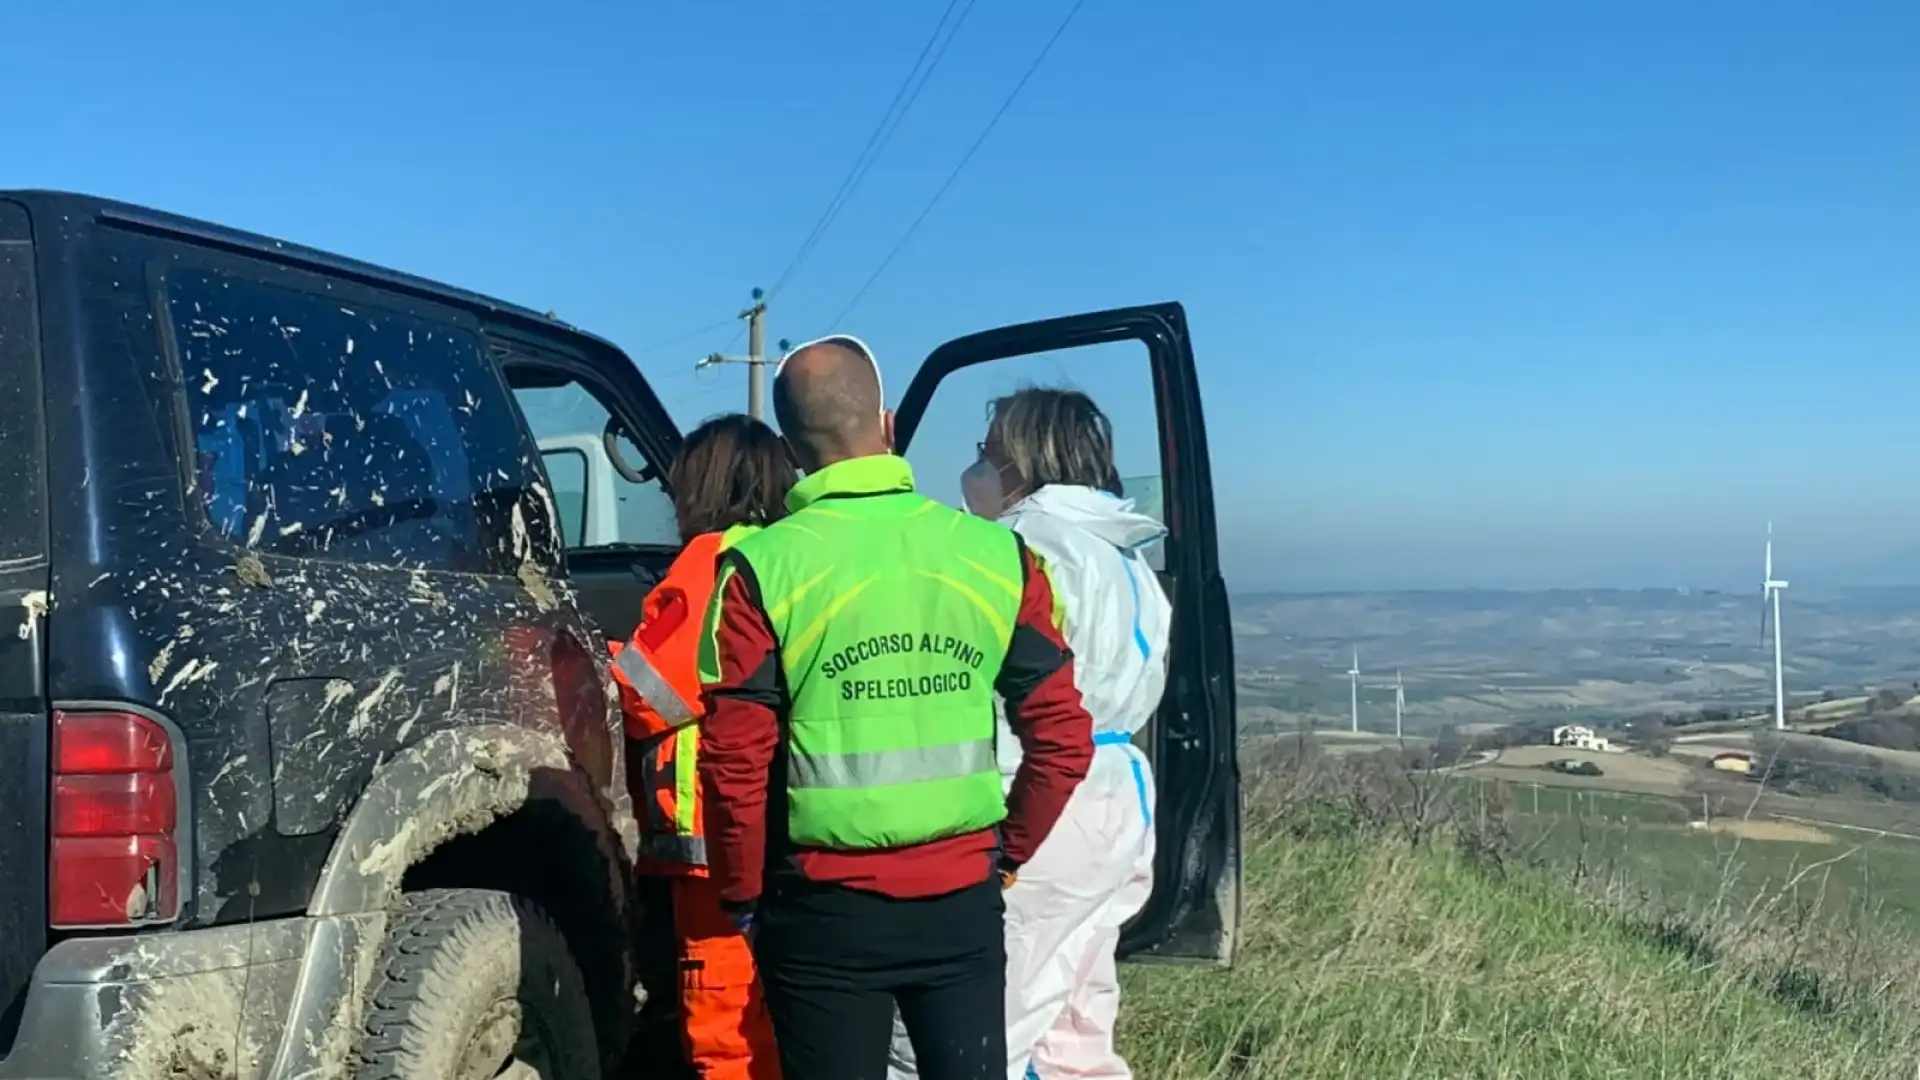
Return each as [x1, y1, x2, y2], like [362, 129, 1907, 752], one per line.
[772, 340, 891, 471]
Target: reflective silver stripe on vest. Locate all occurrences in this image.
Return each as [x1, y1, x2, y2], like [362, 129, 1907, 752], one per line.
[789, 738, 996, 790]
[613, 646, 697, 727]
[642, 833, 708, 865]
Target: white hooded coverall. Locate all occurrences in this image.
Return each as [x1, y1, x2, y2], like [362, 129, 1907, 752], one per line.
[888, 484, 1171, 1080]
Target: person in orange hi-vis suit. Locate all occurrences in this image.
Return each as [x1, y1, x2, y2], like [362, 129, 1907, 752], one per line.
[608, 414, 796, 1080]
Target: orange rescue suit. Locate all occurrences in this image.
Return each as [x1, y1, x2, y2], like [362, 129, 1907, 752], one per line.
[609, 529, 780, 1080]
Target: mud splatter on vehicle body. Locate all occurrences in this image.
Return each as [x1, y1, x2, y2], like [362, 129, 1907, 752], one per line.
[0, 191, 690, 1080]
[0, 190, 1246, 1080]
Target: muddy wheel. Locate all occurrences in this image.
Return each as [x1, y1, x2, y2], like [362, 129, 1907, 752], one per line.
[361, 888, 601, 1080]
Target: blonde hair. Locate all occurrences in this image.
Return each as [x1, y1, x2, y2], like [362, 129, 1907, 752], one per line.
[987, 386, 1122, 497]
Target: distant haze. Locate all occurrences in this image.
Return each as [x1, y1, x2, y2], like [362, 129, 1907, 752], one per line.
[1230, 586, 1920, 735]
[1225, 514, 1920, 593]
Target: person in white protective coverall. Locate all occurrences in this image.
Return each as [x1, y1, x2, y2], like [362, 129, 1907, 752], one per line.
[888, 386, 1170, 1080]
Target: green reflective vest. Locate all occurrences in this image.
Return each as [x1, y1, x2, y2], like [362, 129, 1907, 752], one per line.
[721, 455, 1022, 851]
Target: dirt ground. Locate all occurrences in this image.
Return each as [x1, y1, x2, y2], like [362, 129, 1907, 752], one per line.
[1698, 818, 1837, 844]
[1484, 746, 1695, 793]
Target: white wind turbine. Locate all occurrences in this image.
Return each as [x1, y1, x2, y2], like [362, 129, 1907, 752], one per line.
[1761, 523, 1789, 731]
[1393, 670, 1407, 743]
[1347, 649, 1361, 735]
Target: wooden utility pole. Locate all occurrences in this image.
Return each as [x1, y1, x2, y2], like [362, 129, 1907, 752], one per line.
[698, 289, 772, 420]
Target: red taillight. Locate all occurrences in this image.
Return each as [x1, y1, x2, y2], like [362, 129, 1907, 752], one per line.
[54, 712, 173, 774]
[50, 710, 181, 928]
[53, 774, 177, 835]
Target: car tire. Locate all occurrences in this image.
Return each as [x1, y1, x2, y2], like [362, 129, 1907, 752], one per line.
[361, 888, 602, 1080]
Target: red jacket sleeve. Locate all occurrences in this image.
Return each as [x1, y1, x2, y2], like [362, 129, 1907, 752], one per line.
[696, 557, 786, 908]
[994, 542, 1095, 867]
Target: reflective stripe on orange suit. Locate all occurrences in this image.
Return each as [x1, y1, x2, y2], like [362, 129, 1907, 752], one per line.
[607, 529, 780, 1080]
[609, 532, 720, 872]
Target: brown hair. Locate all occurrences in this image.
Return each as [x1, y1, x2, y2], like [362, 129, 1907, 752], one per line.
[666, 413, 798, 542]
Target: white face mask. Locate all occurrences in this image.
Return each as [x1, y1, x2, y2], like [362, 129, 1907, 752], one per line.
[960, 457, 1007, 518]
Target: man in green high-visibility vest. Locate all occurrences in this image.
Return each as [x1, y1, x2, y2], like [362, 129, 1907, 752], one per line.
[697, 334, 1096, 1080]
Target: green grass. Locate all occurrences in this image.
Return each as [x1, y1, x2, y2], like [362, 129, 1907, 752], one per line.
[1117, 752, 1920, 1079]
[1456, 772, 1920, 933]
[1514, 802, 1920, 936]
[1501, 783, 1691, 824]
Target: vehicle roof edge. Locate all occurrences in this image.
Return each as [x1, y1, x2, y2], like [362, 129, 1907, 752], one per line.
[0, 188, 634, 361]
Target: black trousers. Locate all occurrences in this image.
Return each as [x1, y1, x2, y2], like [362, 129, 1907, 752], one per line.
[751, 876, 1006, 1080]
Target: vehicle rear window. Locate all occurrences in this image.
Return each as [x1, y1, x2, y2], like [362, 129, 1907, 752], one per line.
[167, 267, 548, 574]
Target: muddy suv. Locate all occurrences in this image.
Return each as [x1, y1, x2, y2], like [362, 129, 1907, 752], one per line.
[0, 191, 1241, 1080]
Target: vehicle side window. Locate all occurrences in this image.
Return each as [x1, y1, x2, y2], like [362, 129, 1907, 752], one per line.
[511, 377, 679, 548]
[168, 267, 550, 574]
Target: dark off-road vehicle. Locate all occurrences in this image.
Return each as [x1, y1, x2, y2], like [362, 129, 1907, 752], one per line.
[0, 191, 1240, 1080]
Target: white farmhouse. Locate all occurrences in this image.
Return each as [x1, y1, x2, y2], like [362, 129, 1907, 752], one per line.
[1552, 724, 1611, 752]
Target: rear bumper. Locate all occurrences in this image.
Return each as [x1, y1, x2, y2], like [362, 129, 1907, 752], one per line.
[0, 912, 385, 1080]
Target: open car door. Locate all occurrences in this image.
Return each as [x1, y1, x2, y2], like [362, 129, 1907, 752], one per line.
[895, 302, 1240, 965]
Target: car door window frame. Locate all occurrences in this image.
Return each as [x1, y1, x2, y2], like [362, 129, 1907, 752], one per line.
[491, 336, 683, 560]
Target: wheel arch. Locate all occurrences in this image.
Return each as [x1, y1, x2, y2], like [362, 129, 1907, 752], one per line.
[309, 724, 639, 1065]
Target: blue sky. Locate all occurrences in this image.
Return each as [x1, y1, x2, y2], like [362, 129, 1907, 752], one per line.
[5, 1, 1916, 590]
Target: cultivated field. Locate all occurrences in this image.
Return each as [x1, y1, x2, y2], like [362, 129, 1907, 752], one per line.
[1481, 744, 1696, 789]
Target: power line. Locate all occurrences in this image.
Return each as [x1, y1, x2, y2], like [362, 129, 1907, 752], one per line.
[637, 315, 742, 354]
[765, 0, 978, 300]
[827, 0, 1088, 328]
[766, 0, 973, 298]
